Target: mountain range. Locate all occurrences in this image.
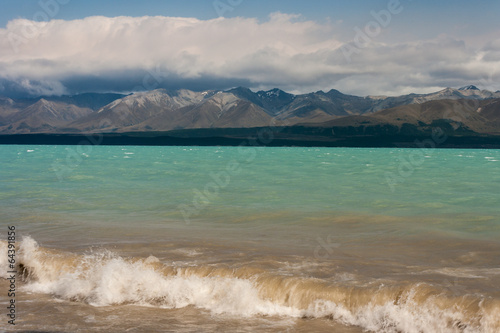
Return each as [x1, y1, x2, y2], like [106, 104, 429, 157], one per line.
[1, 85, 500, 147]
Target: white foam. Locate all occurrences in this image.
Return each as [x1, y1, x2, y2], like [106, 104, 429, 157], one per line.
[17, 237, 296, 317]
[304, 298, 472, 333]
[12, 237, 500, 332]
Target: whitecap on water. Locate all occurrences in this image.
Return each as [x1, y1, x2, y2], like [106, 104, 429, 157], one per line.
[8, 236, 499, 333]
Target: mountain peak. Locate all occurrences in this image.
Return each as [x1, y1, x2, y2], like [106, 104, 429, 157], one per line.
[258, 88, 284, 98]
[226, 87, 254, 97]
[35, 98, 56, 109]
[325, 89, 347, 97]
[227, 86, 252, 93]
[459, 85, 480, 91]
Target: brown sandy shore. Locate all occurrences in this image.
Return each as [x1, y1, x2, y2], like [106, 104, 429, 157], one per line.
[1, 219, 500, 333]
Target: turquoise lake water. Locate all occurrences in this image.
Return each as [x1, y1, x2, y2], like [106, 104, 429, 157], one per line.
[1, 146, 499, 237]
[0, 145, 499, 332]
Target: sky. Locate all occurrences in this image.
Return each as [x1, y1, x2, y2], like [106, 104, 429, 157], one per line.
[0, 0, 499, 97]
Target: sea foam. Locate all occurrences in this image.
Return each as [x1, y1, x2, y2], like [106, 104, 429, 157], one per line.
[3, 237, 499, 333]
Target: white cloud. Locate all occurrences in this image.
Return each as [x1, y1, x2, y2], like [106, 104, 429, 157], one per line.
[0, 14, 498, 97]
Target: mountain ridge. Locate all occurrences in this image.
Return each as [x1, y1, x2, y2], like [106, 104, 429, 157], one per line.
[1, 86, 500, 138]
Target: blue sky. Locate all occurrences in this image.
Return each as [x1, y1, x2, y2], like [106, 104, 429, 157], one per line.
[0, 1, 387, 25]
[2, 0, 497, 34]
[0, 0, 499, 97]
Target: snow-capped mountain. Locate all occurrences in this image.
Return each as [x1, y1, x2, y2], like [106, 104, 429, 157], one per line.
[417, 86, 500, 100]
[1, 86, 499, 134]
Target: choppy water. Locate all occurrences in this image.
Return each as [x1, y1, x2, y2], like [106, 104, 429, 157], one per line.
[0, 145, 499, 332]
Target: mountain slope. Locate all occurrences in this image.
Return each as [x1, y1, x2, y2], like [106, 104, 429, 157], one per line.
[228, 87, 295, 116]
[68, 89, 211, 131]
[0, 99, 93, 133]
[368, 87, 500, 112]
[177, 97, 273, 129]
[1, 86, 500, 135]
[127, 92, 273, 131]
[229, 87, 375, 119]
[304, 99, 500, 136]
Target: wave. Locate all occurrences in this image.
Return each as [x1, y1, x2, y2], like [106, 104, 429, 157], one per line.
[1, 237, 499, 333]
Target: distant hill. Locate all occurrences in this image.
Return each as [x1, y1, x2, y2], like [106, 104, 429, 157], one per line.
[0, 93, 126, 133]
[130, 92, 273, 131]
[1, 87, 500, 148]
[301, 99, 500, 136]
[1, 99, 93, 134]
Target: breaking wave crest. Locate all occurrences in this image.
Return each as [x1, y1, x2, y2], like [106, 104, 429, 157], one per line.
[2, 237, 499, 333]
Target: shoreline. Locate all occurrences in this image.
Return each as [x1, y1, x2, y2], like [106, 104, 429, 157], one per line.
[1, 128, 500, 148]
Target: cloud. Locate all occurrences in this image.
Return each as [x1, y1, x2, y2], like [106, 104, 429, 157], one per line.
[0, 77, 68, 97]
[0, 14, 498, 97]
